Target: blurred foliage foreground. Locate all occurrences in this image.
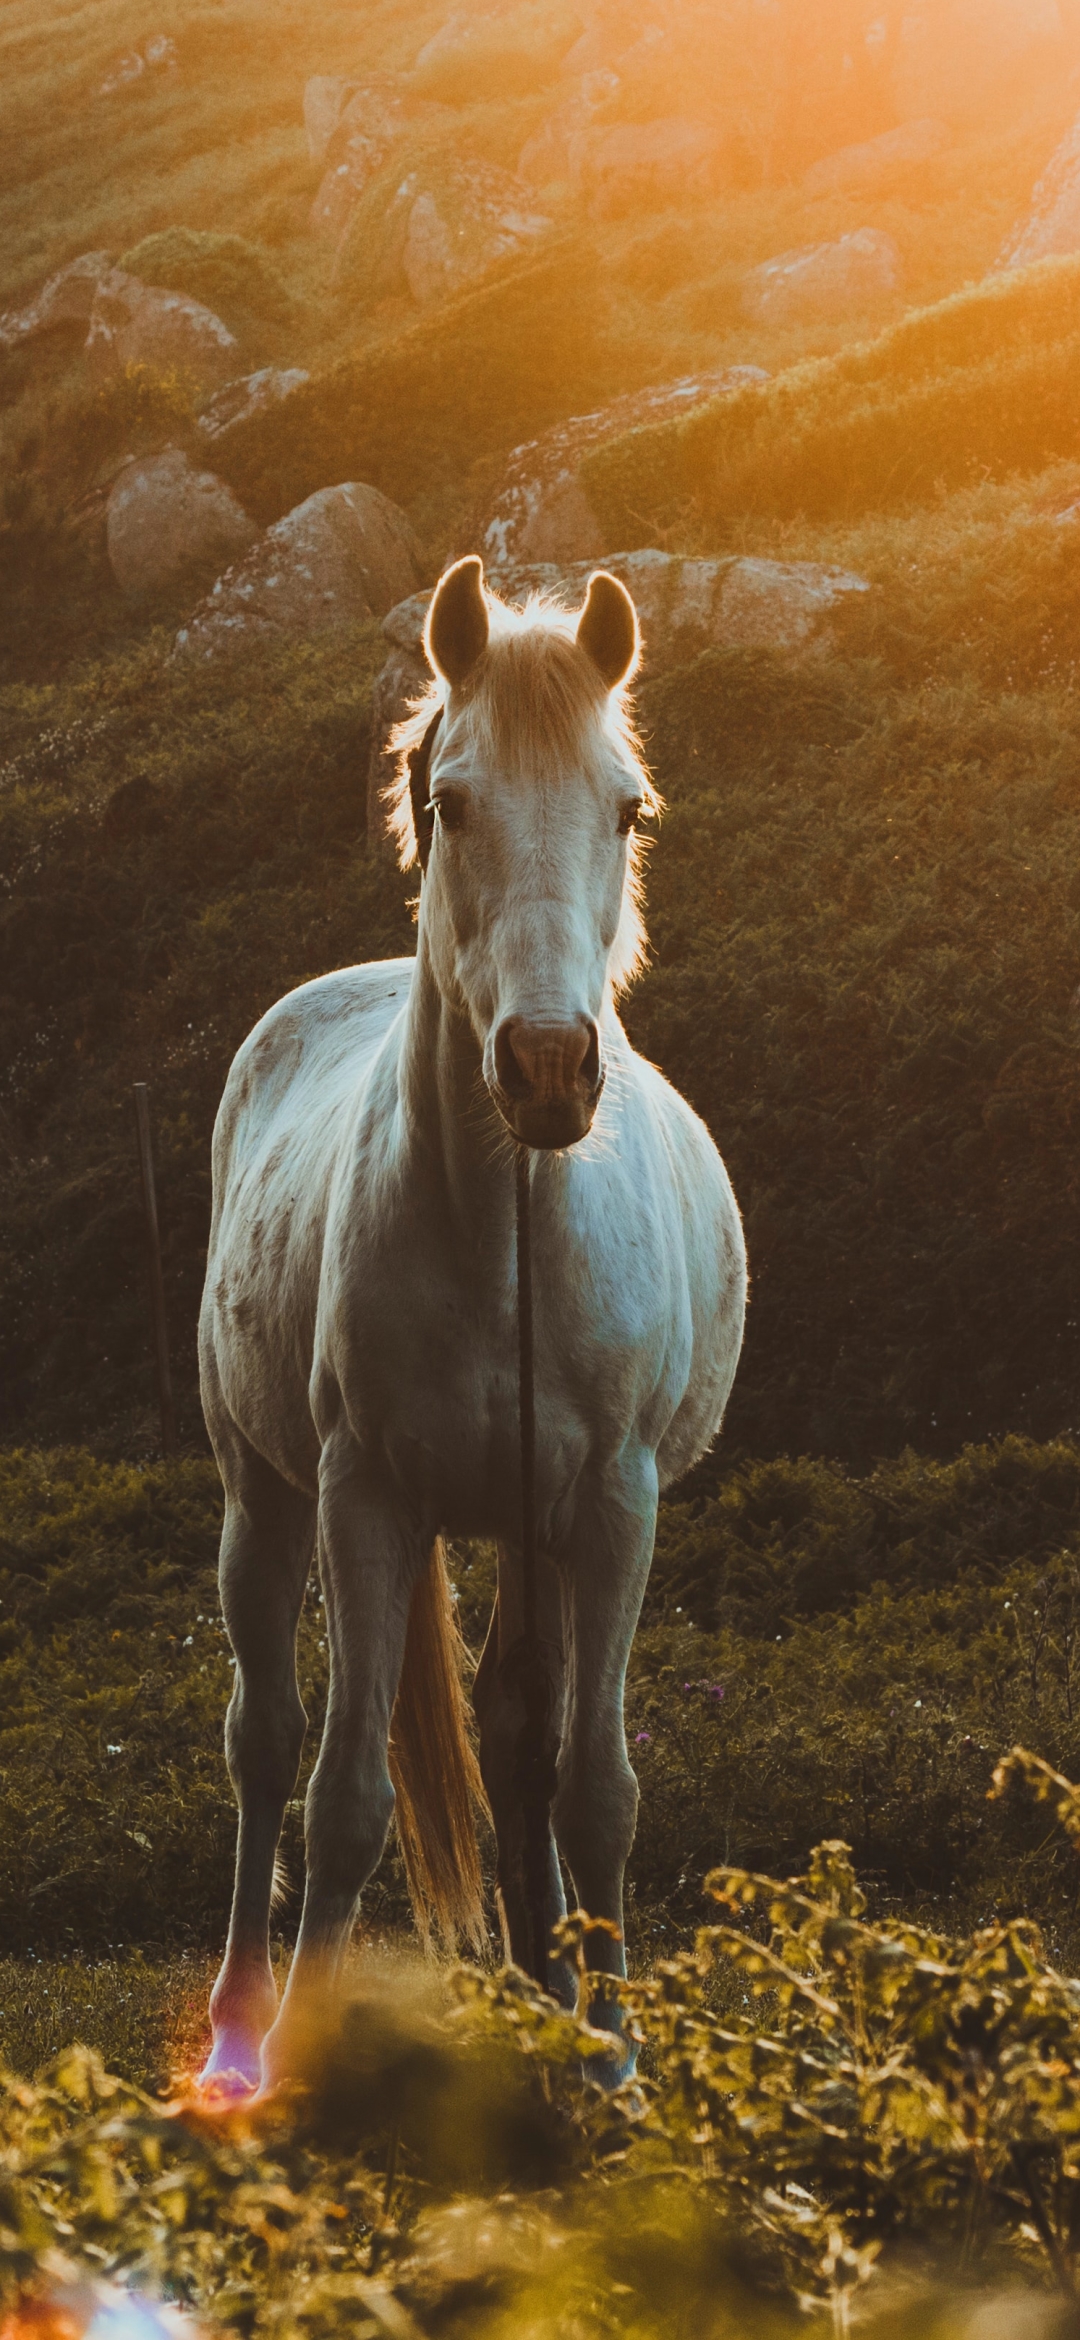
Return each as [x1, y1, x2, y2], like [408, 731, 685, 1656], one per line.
[8, 1762, 1080, 2340]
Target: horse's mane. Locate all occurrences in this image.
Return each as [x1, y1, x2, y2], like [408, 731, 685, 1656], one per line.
[385, 587, 661, 996]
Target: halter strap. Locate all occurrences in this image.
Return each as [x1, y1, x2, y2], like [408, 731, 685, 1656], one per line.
[406, 708, 444, 873]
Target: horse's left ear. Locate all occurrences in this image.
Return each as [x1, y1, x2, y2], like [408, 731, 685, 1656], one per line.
[426, 555, 490, 686]
[576, 570, 640, 689]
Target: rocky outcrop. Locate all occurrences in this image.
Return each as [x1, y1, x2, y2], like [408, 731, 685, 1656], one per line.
[0, 253, 112, 353]
[581, 117, 719, 217]
[198, 367, 310, 443]
[482, 369, 769, 566]
[997, 110, 1080, 270]
[174, 482, 423, 660]
[304, 76, 357, 164]
[804, 119, 946, 197]
[99, 34, 177, 96]
[398, 163, 552, 305]
[106, 449, 258, 597]
[86, 270, 239, 390]
[308, 84, 415, 247]
[366, 549, 869, 831]
[742, 230, 901, 325]
[516, 70, 618, 186]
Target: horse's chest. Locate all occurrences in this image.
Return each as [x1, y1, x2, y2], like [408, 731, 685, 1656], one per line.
[343, 1257, 601, 1538]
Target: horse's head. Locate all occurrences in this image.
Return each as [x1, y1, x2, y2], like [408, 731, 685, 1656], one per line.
[391, 556, 657, 1151]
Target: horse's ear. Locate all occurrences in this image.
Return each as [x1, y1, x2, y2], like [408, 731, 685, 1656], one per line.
[426, 555, 489, 686]
[576, 570, 640, 689]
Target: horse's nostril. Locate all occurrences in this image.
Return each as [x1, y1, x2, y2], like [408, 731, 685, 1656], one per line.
[494, 1018, 601, 1103]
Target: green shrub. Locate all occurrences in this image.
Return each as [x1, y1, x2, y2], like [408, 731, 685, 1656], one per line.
[118, 230, 299, 360]
[212, 239, 625, 525]
[580, 256, 1080, 543]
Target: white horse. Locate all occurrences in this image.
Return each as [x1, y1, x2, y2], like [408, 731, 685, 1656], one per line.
[198, 556, 746, 2091]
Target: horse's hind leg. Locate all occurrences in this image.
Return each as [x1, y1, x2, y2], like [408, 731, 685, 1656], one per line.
[202, 1428, 315, 2092]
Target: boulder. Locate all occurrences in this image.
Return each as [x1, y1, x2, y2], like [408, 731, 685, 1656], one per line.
[997, 110, 1080, 270]
[309, 84, 412, 247]
[303, 75, 357, 164]
[86, 269, 239, 390]
[804, 118, 947, 197]
[198, 366, 310, 442]
[399, 163, 552, 304]
[106, 448, 258, 597]
[581, 116, 718, 217]
[742, 230, 901, 326]
[366, 548, 868, 832]
[517, 70, 619, 187]
[174, 482, 423, 660]
[0, 252, 112, 353]
[482, 368, 769, 566]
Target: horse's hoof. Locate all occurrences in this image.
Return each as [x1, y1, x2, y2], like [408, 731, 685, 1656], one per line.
[197, 2031, 263, 2100]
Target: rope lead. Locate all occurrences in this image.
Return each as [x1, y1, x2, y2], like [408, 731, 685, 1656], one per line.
[515, 1144, 554, 1992]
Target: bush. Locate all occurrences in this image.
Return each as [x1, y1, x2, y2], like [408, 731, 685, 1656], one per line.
[11, 1778, 1080, 2335]
[211, 239, 625, 525]
[580, 256, 1080, 543]
[118, 230, 299, 361]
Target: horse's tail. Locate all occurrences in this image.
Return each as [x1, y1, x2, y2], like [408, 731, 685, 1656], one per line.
[389, 1536, 489, 1954]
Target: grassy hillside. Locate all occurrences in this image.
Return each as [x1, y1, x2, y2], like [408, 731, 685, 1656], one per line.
[4, 469, 1079, 1460]
[4, 1437, 1080, 1960]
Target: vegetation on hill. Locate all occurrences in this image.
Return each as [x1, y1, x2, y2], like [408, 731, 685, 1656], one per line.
[4, 1439, 1080, 1963]
[583, 256, 1080, 544]
[4, 483, 1078, 1460]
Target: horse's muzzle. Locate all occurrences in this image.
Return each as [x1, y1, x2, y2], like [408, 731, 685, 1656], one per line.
[490, 1016, 603, 1149]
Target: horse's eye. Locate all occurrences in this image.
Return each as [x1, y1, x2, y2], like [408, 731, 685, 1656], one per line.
[618, 799, 642, 837]
[431, 791, 466, 834]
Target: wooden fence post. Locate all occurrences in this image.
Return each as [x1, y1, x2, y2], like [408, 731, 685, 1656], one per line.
[133, 1082, 177, 1457]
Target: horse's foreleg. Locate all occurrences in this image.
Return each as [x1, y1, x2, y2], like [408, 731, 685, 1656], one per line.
[473, 1544, 573, 2004]
[551, 1456, 658, 2054]
[261, 1436, 423, 2083]
[202, 1444, 314, 2093]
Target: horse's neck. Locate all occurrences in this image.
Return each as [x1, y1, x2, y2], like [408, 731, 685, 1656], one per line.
[397, 937, 515, 1242]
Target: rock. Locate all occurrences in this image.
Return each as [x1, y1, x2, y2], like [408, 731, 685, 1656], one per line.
[106, 448, 258, 597]
[804, 118, 947, 197]
[742, 230, 901, 326]
[367, 548, 868, 831]
[174, 482, 423, 660]
[997, 109, 1080, 270]
[482, 369, 769, 566]
[308, 84, 412, 246]
[398, 163, 552, 305]
[100, 35, 177, 95]
[581, 116, 718, 217]
[85, 269, 239, 390]
[0, 252, 112, 353]
[303, 75, 356, 164]
[517, 70, 619, 187]
[198, 367, 310, 442]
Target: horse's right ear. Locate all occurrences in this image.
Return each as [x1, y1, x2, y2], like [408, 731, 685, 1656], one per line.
[425, 556, 490, 686]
